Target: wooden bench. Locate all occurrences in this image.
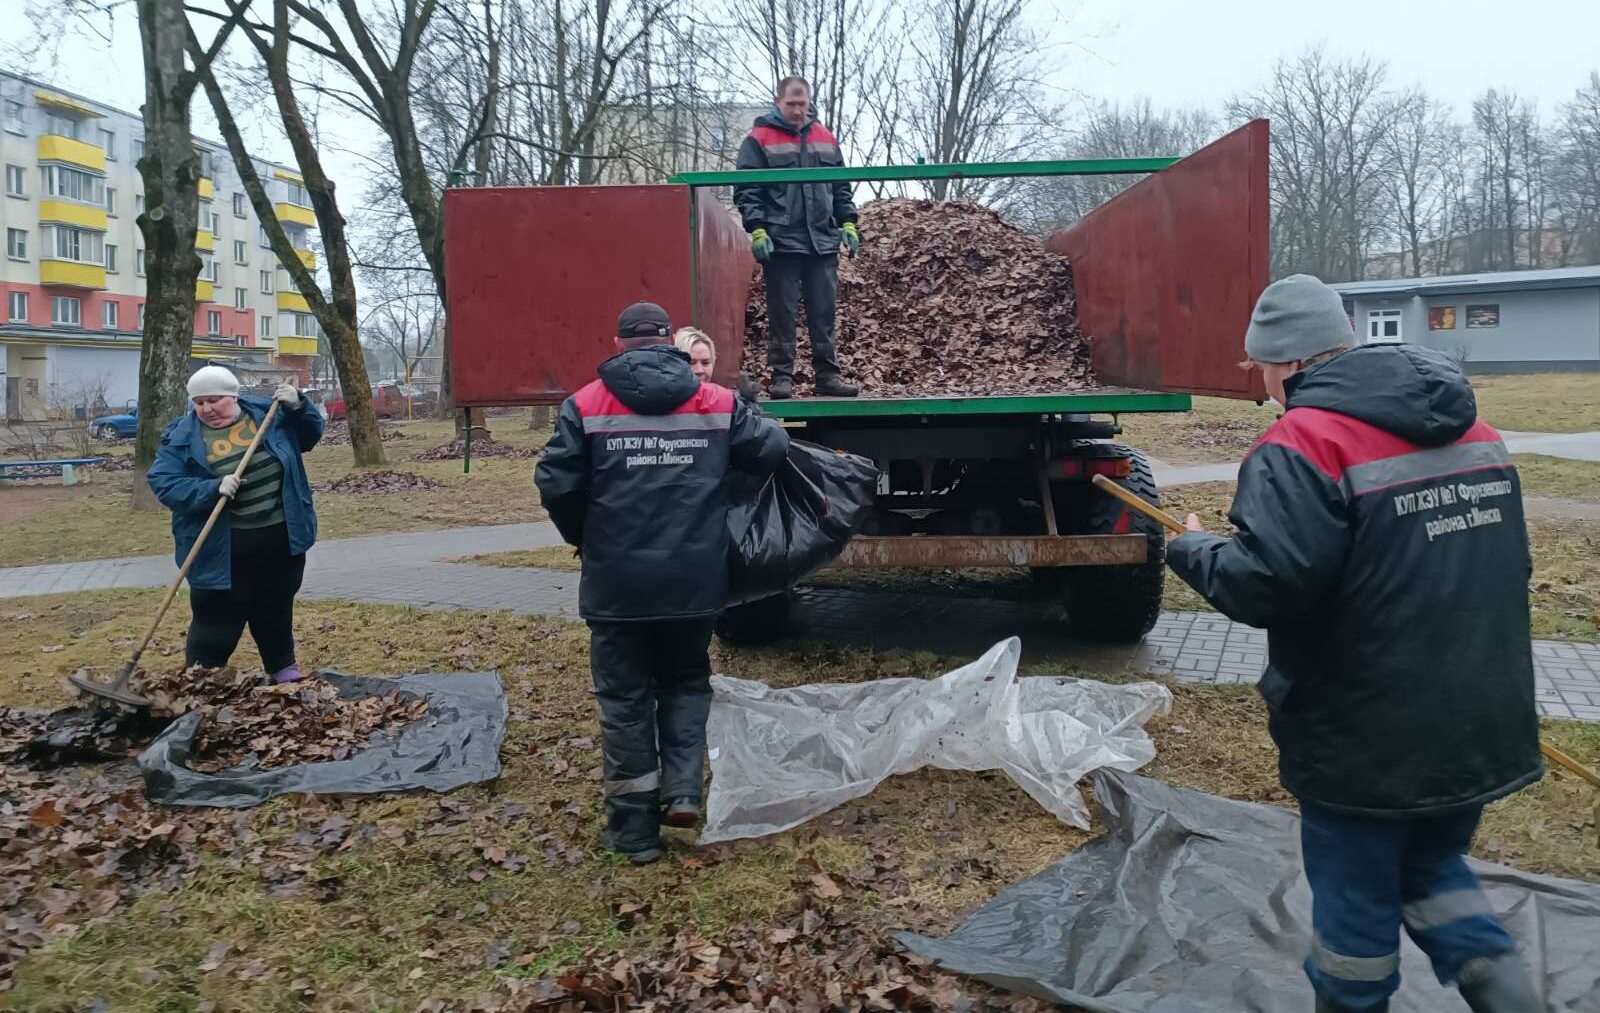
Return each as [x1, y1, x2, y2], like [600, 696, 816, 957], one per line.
[0, 458, 107, 486]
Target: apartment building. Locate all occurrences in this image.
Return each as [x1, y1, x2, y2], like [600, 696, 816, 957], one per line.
[0, 71, 323, 422]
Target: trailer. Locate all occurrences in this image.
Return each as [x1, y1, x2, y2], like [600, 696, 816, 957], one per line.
[443, 120, 1269, 643]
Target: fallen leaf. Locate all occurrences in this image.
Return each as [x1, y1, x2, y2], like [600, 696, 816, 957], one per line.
[198, 940, 231, 972]
[810, 873, 843, 899]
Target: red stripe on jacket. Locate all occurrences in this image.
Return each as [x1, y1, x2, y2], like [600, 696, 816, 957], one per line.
[1250, 407, 1503, 482]
[748, 123, 840, 149]
[573, 380, 734, 421]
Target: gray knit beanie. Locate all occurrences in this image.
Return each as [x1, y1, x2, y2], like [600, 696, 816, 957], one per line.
[1243, 274, 1356, 364]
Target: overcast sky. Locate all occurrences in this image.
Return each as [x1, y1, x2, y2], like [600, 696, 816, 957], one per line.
[3, 0, 1598, 203]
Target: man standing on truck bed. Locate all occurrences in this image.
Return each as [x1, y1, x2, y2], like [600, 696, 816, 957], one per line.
[535, 301, 790, 864]
[734, 75, 860, 400]
[1165, 275, 1543, 1013]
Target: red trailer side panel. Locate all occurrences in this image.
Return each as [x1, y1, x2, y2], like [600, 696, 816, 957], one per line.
[691, 190, 755, 388]
[444, 185, 694, 406]
[1049, 119, 1270, 401]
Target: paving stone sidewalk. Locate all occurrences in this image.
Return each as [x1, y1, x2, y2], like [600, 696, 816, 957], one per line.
[3, 522, 1598, 722]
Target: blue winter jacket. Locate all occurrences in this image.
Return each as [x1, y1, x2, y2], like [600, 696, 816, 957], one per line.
[147, 394, 324, 590]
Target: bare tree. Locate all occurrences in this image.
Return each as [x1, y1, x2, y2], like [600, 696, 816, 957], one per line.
[1380, 89, 1456, 278]
[188, 0, 385, 464]
[129, 0, 251, 508]
[1555, 73, 1600, 264]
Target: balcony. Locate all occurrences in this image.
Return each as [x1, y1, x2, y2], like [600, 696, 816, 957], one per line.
[198, 177, 214, 201]
[196, 279, 215, 303]
[195, 230, 214, 252]
[37, 135, 106, 173]
[38, 200, 108, 231]
[40, 259, 106, 289]
[274, 202, 317, 228]
[295, 247, 316, 269]
[277, 290, 310, 312]
[278, 336, 319, 356]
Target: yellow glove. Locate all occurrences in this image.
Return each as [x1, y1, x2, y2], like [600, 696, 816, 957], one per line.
[841, 221, 860, 256]
[751, 228, 773, 263]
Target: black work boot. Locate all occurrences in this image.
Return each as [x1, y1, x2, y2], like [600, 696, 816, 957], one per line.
[768, 375, 794, 400]
[814, 374, 859, 398]
[1457, 953, 1540, 1012]
[1315, 999, 1385, 1013]
[601, 791, 663, 865]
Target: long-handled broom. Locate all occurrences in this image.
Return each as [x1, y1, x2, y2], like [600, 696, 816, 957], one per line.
[68, 400, 282, 708]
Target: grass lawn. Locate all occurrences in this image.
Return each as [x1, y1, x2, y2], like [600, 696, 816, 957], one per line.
[0, 416, 550, 569]
[1514, 454, 1600, 502]
[4, 591, 1597, 1010]
[1471, 372, 1600, 434]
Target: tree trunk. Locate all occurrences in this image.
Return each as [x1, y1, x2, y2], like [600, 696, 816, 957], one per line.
[131, 0, 204, 510]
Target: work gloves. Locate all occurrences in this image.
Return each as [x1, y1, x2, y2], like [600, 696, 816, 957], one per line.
[274, 382, 301, 407]
[750, 228, 773, 263]
[841, 221, 860, 257]
[218, 474, 241, 499]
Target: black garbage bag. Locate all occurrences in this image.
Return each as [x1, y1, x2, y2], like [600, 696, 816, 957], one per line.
[139, 670, 508, 807]
[900, 770, 1600, 1012]
[725, 439, 877, 606]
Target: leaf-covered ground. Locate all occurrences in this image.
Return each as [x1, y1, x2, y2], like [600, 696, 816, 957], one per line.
[3, 593, 1597, 1011]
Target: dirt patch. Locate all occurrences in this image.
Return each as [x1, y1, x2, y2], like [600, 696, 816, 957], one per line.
[0, 485, 92, 525]
[744, 199, 1094, 397]
[415, 437, 544, 461]
[315, 470, 444, 495]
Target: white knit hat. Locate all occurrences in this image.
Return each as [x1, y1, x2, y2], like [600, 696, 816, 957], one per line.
[187, 365, 240, 399]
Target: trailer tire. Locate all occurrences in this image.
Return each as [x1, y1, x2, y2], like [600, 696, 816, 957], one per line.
[714, 591, 793, 645]
[1065, 447, 1165, 643]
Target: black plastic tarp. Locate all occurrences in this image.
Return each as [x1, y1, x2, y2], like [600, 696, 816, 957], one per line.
[139, 671, 508, 807]
[900, 770, 1600, 1012]
[725, 439, 877, 606]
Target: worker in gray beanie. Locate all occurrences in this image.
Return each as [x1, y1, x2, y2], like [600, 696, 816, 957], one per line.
[1165, 274, 1543, 1012]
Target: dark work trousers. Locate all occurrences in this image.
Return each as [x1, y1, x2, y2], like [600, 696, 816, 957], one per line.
[587, 618, 717, 804]
[763, 252, 841, 381]
[1299, 800, 1516, 1010]
[186, 522, 306, 674]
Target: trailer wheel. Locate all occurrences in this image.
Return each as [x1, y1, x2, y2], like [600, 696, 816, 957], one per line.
[1065, 447, 1165, 643]
[714, 591, 793, 645]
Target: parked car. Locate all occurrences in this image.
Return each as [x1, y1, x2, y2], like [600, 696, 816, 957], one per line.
[90, 403, 139, 439]
[325, 383, 436, 421]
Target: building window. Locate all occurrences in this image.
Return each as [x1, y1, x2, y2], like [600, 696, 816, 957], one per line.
[103, 301, 118, 328]
[1466, 304, 1501, 329]
[284, 180, 309, 206]
[260, 269, 274, 294]
[233, 192, 247, 218]
[211, 214, 221, 239]
[235, 286, 247, 310]
[4, 100, 24, 135]
[6, 228, 25, 260]
[43, 165, 106, 205]
[99, 127, 116, 156]
[207, 310, 222, 335]
[43, 112, 83, 141]
[8, 291, 27, 321]
[208, 259, 220, 282]
[196, 149, 214, 178]
[282, 311, 319, 338]
[5, 164, 24, 197]
[258, 224, 271, 249]
[1366, 309, 1402, 343]
[234, 239, 247, 264]
[136, 247, 145, 277]
[42, 225, 105, 265]
[132, 138, 144, 160]
[259, 315, 272, 339]
[135, 194, 145, 214]
[138, 303, 145, 328]
[51, 295, 82, 326]
[105, 187, 116, 215]
[105, 244, 117, 273]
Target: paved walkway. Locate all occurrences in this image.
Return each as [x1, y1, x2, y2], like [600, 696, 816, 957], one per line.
[3, 522, 1598, 722]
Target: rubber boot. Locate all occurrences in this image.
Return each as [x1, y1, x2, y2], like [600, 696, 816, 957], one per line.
[662, 797, 699, 829]
[814, 374, 859, 398]
[768, 375, 794, 400]
[1457, 954, 1541, 1013]
[601, 791, 663, 865]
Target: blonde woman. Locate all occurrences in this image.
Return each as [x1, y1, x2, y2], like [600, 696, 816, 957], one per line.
[674, 327, 716, 383]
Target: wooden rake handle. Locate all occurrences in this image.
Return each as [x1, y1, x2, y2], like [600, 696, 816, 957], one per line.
[1090, 473, 1190, 535]
[127, 399, 283, 670]
[1542, 741, 1600, 787]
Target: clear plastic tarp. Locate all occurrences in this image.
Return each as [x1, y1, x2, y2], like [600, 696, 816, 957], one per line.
[700, 638, 1172, 844]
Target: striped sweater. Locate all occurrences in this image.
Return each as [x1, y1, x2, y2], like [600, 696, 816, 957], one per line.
[203, 415, 285, 529]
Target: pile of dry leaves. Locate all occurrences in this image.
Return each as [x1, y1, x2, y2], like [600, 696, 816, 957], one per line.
[140, 667, 429, 772]
[316, 470, 443, 495]
[319, 422, 410, 447]
[86, 456, 135, 472]
[743, 199, 1096, 398]
[415, 438, 543, 462]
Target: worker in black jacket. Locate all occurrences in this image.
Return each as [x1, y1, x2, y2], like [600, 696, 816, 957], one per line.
[1166, 275, 1542, 1013]
[733, 75, 860, 399]
[535, 302, 790, 864]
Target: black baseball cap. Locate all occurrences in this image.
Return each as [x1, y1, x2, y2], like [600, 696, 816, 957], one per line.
[616, 301, 671, 339]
